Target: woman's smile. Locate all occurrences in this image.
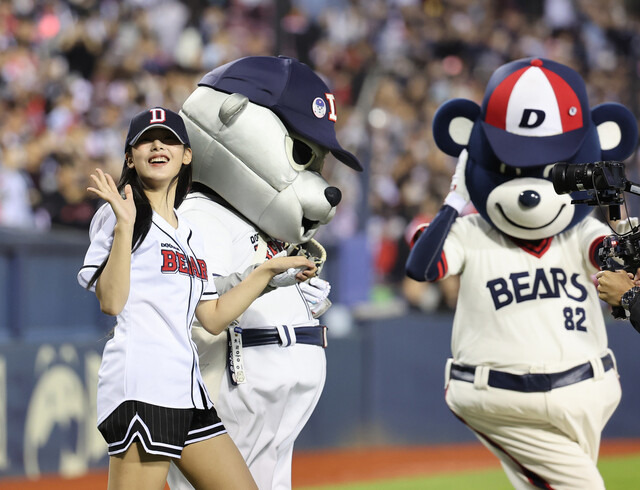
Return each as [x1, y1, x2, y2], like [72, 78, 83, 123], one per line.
[148, 153, 170, 166]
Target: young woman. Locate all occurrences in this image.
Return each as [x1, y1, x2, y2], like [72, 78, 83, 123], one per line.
[77, 107, 315, 490]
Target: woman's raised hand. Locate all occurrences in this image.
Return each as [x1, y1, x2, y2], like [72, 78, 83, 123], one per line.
[88, 168, 136, 229]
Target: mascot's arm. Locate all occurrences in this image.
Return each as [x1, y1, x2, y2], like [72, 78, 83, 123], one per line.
[287, 239, 332, 317]
[214, 239, 332, 315]
[214, 262, 332, 318]
[591, 236, 607, 270]
[213, 260, 297, 296]
[406, 206, 459, 282]
[214, 266, 331, 320]
[405, 150, 470, 282]
[214, 264, 265, 295]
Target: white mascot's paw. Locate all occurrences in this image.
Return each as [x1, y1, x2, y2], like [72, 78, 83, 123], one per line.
[299, 277, 332, 318]
[286, 238, 327, 275]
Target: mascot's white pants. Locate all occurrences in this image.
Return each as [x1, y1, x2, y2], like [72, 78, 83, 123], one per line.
[167, 326, 326, 490]
[445, 355, 621, 490]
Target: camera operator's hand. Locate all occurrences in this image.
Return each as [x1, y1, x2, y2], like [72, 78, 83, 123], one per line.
[595, 269, 637, 306]
[444, 150, 470, 213]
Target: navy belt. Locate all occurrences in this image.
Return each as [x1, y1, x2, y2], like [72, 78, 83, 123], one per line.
[449, 354, 614, 393]
[241, 326, 327, 348]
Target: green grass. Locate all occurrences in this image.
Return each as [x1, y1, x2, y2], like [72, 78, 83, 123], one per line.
[599, 454, 640, 488]
[299, 454, 640, 489]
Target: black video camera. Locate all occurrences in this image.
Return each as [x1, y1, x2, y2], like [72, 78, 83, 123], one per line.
[551, 161, 627, 219]
[598, 233, 640, 274]
[552, 161, 640, 319]
[597, 233, 640, 319]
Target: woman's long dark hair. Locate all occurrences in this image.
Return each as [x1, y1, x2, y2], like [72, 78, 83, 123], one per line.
[86, 150, 192, 290]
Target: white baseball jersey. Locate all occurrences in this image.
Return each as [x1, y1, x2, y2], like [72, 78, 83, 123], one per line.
[78, 203, 218, 425]
[444, 213, 609, 371]
[441, 213, 621, 489]
[167, 192, 326, 490]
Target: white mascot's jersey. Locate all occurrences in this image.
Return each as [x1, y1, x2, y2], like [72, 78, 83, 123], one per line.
[181, 193, 317, 326]
[170, 192, 326, 490]
[444, 213, 609, 370]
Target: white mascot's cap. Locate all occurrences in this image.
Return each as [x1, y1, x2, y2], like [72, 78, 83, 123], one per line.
[198, 55, 362, 172]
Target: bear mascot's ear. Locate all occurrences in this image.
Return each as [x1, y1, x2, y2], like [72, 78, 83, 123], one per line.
[431, 98, 481, 157]
[592, 102, 639, 161]
[219, 92, 250, 125]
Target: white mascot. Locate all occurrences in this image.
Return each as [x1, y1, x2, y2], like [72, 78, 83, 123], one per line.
[166, 56, 362, 490]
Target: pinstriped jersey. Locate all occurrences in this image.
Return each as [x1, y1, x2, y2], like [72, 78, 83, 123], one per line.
[78, 203, 218, 424]
[443, 214, 609, 371]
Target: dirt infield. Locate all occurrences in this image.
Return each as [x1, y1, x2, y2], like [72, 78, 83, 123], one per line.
[1, 439, 639, 489]
[291, 442, 501, 487]
[292, 439, 640, 486]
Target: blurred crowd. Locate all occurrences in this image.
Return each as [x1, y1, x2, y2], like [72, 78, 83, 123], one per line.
[2, 0, 640, 312]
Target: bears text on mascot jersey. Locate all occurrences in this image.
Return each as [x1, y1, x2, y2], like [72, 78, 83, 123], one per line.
[406, 58, 637, 489]
[166, 56, 361, 490]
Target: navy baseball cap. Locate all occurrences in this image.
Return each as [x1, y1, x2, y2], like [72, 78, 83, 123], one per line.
[125, 107, 191, 153]
[198, 56, 362, 171]
[479, 58, 591, 166]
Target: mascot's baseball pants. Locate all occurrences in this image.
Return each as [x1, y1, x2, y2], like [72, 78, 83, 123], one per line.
[167, 326, 326, 490]
[444, 350, 621, 490]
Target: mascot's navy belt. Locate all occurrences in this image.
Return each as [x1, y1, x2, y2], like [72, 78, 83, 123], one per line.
[449, 353, 614, 392]
[240, 325, 328, 348]
[226, 325, 327, 386]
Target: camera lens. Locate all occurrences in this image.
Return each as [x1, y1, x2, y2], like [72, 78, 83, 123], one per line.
[551, 163, 569, 194]
[552, 162, 594, 194]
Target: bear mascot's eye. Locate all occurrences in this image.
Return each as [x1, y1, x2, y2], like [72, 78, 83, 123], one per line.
[286, 134, 327, 172]
[292, 138, 314, 166]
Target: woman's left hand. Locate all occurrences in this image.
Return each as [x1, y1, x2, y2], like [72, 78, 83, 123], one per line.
[263, 256, 316, 282]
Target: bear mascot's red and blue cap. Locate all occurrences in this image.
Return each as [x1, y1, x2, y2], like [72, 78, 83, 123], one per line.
[407, 57, 638, 281]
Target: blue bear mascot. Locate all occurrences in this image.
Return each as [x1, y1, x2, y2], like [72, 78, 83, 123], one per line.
[166, 56, 361, 490]
[406, 58, 638, 489]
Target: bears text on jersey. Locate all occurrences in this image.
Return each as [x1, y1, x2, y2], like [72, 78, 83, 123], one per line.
[160, 248, 208, 280]
[487, 267, 588, 310]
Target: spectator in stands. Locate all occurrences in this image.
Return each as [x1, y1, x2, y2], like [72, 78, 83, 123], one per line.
[0, 146, 34, 229]
[37, 153, 99, 231]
